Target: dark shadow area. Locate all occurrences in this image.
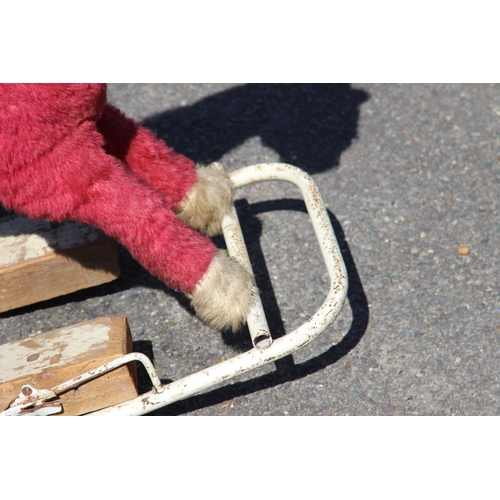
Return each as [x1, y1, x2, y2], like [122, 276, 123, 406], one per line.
[142, 84, 369, 174]
[146, 200, 370, 415]
[0, 206, 14, 218]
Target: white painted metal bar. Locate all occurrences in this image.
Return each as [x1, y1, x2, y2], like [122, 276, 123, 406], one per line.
[224, 204, 273, 349]
[52, 352, 164, 396]
[211, 162, 272, 350]
[88, 163, 348, 416]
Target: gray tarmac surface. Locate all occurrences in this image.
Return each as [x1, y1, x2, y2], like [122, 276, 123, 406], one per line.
[1, 83, 499, 415]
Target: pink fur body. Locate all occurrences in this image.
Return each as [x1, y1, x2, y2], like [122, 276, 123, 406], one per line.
[0, 84, 217, 293]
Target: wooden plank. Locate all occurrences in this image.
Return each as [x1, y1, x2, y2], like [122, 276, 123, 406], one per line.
[0, 316, 138, 415]
[0, 216, 120, 313]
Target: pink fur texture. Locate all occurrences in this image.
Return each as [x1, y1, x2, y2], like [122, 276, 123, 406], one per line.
[0, 84, 216, 294]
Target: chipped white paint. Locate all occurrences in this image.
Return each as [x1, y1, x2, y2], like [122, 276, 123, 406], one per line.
[0, 217, 103, 270]
[0, 323, 111, 382]
[0, 231, 49, 265]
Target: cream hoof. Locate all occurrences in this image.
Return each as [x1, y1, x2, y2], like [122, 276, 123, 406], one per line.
[190, 250, 256, 331]
[177, 164, 233, 237]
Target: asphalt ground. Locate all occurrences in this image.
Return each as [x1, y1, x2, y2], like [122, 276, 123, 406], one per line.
[1, 83, 499, 416]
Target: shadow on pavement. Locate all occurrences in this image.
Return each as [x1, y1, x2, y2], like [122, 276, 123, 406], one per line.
[142, 84, 369, 174]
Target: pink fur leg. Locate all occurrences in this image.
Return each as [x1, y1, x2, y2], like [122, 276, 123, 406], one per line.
[97, 104, 197, 208]
[1, 120, 216, 294]
[98, 106, 233, 236]
[189, 250, 256, 331]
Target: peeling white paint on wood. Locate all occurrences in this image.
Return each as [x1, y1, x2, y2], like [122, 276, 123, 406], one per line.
[0, 217, 102, 269]
[0, 322, 111, 382]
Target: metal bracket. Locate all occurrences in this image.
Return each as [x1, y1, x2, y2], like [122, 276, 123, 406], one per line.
[1, 385, 62, 416]
[0, 353, 162, 416]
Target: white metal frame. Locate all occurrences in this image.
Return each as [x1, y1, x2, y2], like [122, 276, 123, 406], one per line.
[2, 164, 348, 416]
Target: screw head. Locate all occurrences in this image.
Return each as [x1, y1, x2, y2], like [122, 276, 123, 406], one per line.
[21, 386, 33, 396]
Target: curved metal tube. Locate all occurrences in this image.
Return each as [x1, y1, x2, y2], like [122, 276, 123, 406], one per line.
[89, 164, 348, 415]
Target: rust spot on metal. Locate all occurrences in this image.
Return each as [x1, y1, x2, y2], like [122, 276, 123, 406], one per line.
[141, 395, 154, 406]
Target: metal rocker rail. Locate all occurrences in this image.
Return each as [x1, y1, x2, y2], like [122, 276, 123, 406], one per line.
[2, 163, 348, 416]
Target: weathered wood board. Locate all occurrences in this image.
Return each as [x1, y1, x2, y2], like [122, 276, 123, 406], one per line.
[0, 316, 138, 415]
[0, 216, 120, 313]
